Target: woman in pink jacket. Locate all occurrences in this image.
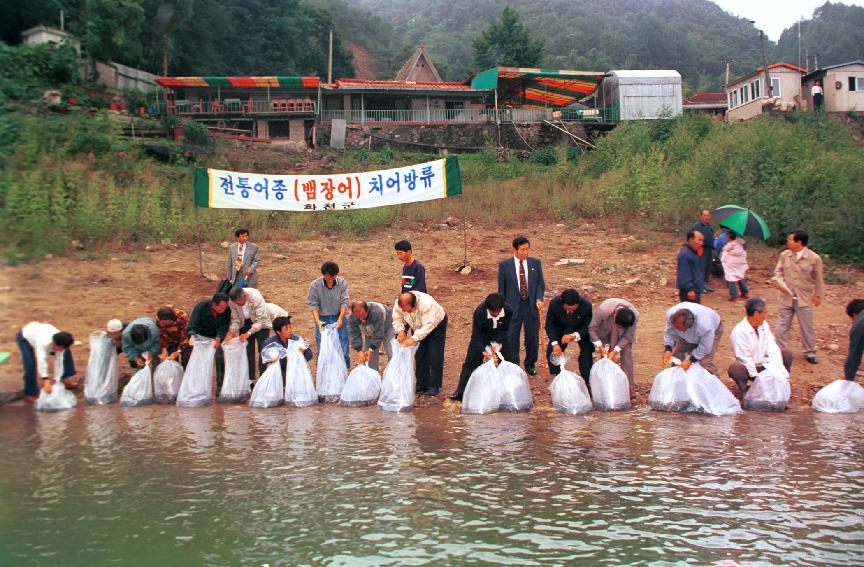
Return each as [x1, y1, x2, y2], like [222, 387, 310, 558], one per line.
[721, 232, 749, 301]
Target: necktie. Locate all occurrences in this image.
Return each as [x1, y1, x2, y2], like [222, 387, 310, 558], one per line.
[519, 261, 528, 301]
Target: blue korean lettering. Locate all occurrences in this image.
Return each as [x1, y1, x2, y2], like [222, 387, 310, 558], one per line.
[220, 175, 235, 196]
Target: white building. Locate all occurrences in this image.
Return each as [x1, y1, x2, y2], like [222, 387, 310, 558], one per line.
[21, 25, 81, 55]
[599, 70, 683, 120]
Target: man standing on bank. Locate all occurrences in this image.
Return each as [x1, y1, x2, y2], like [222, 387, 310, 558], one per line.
[676, 230, 706, 304]
[498, 236, 545, 376]
[589, 298, 638, 396]
[227, 227, 260, 288]
[227, 286, 272, 383]
[393, 291, 448, 396]
[449, 293, 513, 402]
[773, 230, 825, 364]
[395, 240, 427, 294]
[691, 209, 716, 292]
[347, 299, 394, 373]
[546, 289, 594, 380]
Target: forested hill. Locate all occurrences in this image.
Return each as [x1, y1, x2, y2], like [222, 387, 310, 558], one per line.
[336, 0, 864, 90]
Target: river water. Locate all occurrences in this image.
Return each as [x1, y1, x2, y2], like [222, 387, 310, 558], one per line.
[1, 404, 862, 565]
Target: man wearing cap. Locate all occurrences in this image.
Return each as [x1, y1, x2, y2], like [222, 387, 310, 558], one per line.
[106, 319, 126, 354]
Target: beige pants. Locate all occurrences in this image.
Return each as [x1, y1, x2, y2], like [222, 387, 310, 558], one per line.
[775, 303, 815, 357]
[672, 321, 724, 375]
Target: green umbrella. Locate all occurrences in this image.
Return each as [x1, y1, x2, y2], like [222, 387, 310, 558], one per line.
[712, 205, 771, 240]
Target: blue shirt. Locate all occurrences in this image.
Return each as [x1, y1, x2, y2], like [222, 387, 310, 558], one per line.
[263, 333, 313, 373]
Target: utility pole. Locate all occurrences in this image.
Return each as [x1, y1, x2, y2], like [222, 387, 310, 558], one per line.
[162, 32, 169, 76]
[60, 9, 65, 31]
[327, 29, 333, 84]
[760, 30, 771, 97]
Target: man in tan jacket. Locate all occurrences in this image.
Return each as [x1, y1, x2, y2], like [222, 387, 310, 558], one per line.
[226, 286, 272, 382]
[773, 230, 825, 364]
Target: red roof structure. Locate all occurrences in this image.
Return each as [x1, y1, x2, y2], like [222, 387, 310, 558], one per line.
[683, 92, 728, 106]
[725, 63, 807, 87]
[328, 78, 472, 91]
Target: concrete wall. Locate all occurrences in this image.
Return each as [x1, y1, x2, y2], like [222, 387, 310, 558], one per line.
[82, 60, 157, 93]
[317, 121, 588, 151]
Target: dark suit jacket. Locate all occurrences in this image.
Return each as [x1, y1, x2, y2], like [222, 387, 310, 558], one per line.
[498, 256, 545, 312]
[545, 296, 592, 344]
[467, 303, 514, 360]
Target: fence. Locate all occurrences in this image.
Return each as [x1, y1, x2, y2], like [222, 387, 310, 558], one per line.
[319, 107, 619, 124]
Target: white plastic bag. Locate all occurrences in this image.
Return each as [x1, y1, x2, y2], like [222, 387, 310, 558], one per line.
[462, 359, 502, 415]
[316, 324, 348, 403]
[685, 364, 742, 416]
[649, 367, 695, 412]
[340, 364, 382, 407]
[378, 339, 418, 412]
[550, 370, 593, 414]
[498, 361, 533, 412]
[589, 358, 631, 411]
[285, 339, 318, 407]
[84, 331, 119, 405]
[219, 339, 251, 403]
[120, 364, 153, 407]
[744, 363, 790, 412]
[35, 358, 77, 412]
[177, 339, 216, 408]
[812, 379, 864, 413]
[249, 344, 285, 409]
[154, 359, 184, 403]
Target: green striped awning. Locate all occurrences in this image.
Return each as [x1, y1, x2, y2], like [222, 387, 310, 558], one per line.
[471, 67, 606, 107]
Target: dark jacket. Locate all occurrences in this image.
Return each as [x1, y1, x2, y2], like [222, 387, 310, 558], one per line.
[845, 312, 864, 381]
[545, 296, 593, 345]
[691, 221, 714, 250]
[467, 303, 514, 361]
[187, 300, 230, 341]
[498, 256, 546, 312]
[263, 333, 313, 374]
[676, 244, 705, 294]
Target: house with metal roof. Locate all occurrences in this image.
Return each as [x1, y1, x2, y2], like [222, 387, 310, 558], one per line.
[801, 60, 864, 113]
[682, 92, 728, 116]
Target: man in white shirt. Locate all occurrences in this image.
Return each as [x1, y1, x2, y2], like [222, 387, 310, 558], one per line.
[16, 322, 77, 402]
[392, 291, 448, 396]
[728, 297, 793, 395]
[662, 302, 724, 375]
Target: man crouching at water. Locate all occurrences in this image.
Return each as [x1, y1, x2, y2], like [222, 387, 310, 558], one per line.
[263, 316, 312, 375]
[16, 322, 77, 403]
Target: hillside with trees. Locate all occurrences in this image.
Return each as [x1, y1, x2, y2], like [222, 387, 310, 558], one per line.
[775, 2, 864, 69]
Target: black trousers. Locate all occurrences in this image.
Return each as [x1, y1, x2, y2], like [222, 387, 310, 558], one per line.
[415, 315, 447, 392]
[453, 347, 485, 401]
[701, 247, 713, 284]
[547, 339, 594, 382]
[508, 299, 539, 370]
[215, 320, 270, 388]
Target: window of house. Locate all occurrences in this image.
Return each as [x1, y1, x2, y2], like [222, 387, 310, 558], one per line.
[728, 92, 734, 108]
[752, 79, 761, 99]
[849, 76, 863, 91]
[771, 77, 781, 97]
[732, 90, 738, 107]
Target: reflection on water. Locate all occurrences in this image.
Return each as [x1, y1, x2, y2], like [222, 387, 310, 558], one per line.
[0, 405, 862, 565]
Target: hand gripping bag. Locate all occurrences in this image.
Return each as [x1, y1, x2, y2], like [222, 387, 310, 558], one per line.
[84, 331, 119, 405]
[812, 379, 864, 413]
[316, 324, 348, 403]
[177, 339, 216, 408]
[378, 340, 418, 412]
[285, 339, 317, 407]
[120, 364, 154, 407]
[498, 360, 533, 412]
[154, 359, 184, 403]
[35, 358, 77, 412]
[744, 362, 790, 412]
[462, 359, 502, 415]
[649, 367, 695, 412]
[685, 364, 741, 416]
[550, 369, 593, 414]
[340, 364, 382, 407]
[249, 344, 285, 409]
[219, 339, 251, 403]
[589, 358, 631, 411]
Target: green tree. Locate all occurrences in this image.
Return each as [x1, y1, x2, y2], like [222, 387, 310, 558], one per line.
[472, 7, 543, 70]
[82, 0, 146, 62]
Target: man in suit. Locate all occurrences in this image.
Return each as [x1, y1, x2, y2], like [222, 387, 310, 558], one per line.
[449, 293, 513, 401]
[498, 235, 545, 375]
[588, 298, 638, 395]
[227, 227, 260, 288]
[546, 289, 594, 380]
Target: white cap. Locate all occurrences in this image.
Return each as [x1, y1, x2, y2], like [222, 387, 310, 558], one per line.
[106, 319, 123, 333]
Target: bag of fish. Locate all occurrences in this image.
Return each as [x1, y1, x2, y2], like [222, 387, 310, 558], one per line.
[316, 324, 348, 403]
[589, 358, 631, 411]
[284, 338, 317, 408]
[218, 338, 251, 403]
[378, 339, 418, 412]
[84, 331, 119, 405]
[249, 344, 286, 409]
[339, 364, 382, 407]
[176, 339, 216, 408]
[812, 379, 864, 413]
